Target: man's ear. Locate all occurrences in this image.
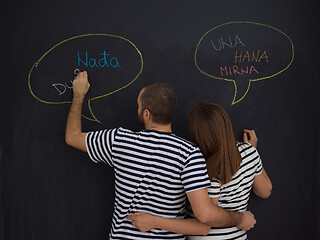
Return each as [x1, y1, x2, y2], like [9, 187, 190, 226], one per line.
[144, 109, 152, 120]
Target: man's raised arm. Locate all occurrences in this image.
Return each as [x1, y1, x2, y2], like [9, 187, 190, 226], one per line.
[65, 71, 90, 152]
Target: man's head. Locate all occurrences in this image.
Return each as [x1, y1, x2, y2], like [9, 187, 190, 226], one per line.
[137, 83, 177, 127]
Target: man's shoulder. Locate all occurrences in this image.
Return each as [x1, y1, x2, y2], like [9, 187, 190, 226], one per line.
[163, 133, 201, 157]
[117, 128, 199, 151]
[170, 133, 198, 149]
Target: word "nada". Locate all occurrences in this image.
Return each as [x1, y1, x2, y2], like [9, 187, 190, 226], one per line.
[77, 51, 121, 68]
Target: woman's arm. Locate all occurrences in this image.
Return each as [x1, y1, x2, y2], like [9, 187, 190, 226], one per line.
[127, 197, 219, 235]
[243, 129, 272, 198]
[252, 168, 272, 198]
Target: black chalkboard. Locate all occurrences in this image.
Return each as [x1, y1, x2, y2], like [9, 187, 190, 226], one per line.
[1, 1, 319, 239]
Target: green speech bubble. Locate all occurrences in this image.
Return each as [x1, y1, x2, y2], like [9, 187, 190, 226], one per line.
[195, 21, 294, 105]
[28, 33, 143, 122]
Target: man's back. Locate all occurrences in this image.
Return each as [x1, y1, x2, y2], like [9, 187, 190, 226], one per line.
[86, 127, 211, 239]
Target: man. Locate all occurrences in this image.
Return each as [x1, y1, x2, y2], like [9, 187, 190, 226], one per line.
[65, 71, 256, 239]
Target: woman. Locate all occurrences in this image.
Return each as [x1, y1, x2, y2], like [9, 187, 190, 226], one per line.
[127, 101, 272, 239]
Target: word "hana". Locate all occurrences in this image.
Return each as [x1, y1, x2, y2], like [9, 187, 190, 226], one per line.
[234, 50, 269, 63]
[77, 51, 121, 68]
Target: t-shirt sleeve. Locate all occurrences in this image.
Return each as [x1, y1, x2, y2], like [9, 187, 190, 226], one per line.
[255, 156, 263, 176]
[207, 178, 221, 198]
[181, 147, 211, 193]
[85, 128, 118, 167]
[251, 145, 263, 176]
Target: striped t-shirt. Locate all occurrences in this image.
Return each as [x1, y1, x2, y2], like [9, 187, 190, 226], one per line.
[86, 127, 211, 240]
[187, 143, 263, 240]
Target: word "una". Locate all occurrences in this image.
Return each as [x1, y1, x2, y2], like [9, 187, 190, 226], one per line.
[211, 35, 245, 51]
[78, 51, 121, 68]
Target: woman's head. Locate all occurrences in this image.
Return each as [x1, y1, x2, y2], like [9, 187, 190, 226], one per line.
[188, 101, 241, 184]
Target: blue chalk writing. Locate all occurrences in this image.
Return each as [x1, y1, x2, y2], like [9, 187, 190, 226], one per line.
[77, 51, 121, 68]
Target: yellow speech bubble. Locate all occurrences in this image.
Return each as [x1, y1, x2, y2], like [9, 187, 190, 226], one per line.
[195, 21, 294, 104]
[28, 33, 143, 122]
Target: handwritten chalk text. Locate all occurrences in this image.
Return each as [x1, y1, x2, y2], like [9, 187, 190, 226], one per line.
[211, 35, 245, 51]
[234, 50, 269, 64]
[77, 51, 121, 68]
[220, 65, 259, 77]
[52, 81, 73, 95]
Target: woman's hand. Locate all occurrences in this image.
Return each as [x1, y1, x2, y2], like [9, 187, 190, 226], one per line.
[243, 129, 258, 148]
[127, 212, 157, 232]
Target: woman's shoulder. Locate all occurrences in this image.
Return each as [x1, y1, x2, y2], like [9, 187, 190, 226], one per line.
[236, 142, 255, 152]
[236, 142, 260, 162]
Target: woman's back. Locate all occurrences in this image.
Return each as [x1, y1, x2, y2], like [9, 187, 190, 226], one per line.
[187, 142, 263, 240]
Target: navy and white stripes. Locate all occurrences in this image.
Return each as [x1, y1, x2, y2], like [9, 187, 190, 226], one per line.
[86, 127, 211, 239]
[187, 143, 263, 240]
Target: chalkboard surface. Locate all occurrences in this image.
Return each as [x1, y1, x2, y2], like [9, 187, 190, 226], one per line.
[1, 1, 319, 239]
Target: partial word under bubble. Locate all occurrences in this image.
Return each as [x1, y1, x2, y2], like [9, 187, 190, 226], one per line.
[52, 81, 73, 95]
[53, 68, 77, 96]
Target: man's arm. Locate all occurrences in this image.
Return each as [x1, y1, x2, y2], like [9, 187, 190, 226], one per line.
[128, 189, 256, 233]
[127, 197, 220, 235]
[65, 71, 90, 152]
[127, 213, 211, 236]
[187, 188, 256, 230]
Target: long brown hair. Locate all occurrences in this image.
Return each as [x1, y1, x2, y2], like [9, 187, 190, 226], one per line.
[188, 101, 241, 184]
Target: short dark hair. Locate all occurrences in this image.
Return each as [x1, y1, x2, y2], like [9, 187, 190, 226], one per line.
[140, 83, 177, 125]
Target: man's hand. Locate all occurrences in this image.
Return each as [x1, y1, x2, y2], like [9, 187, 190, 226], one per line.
[127, 212, 156, 232]
[243, 129, 258, 148]
[73, 71, 90, 98]
[237, 211, 256, 231]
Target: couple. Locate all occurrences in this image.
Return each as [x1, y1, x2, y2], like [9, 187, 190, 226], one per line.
[65, 71, 272, 240]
